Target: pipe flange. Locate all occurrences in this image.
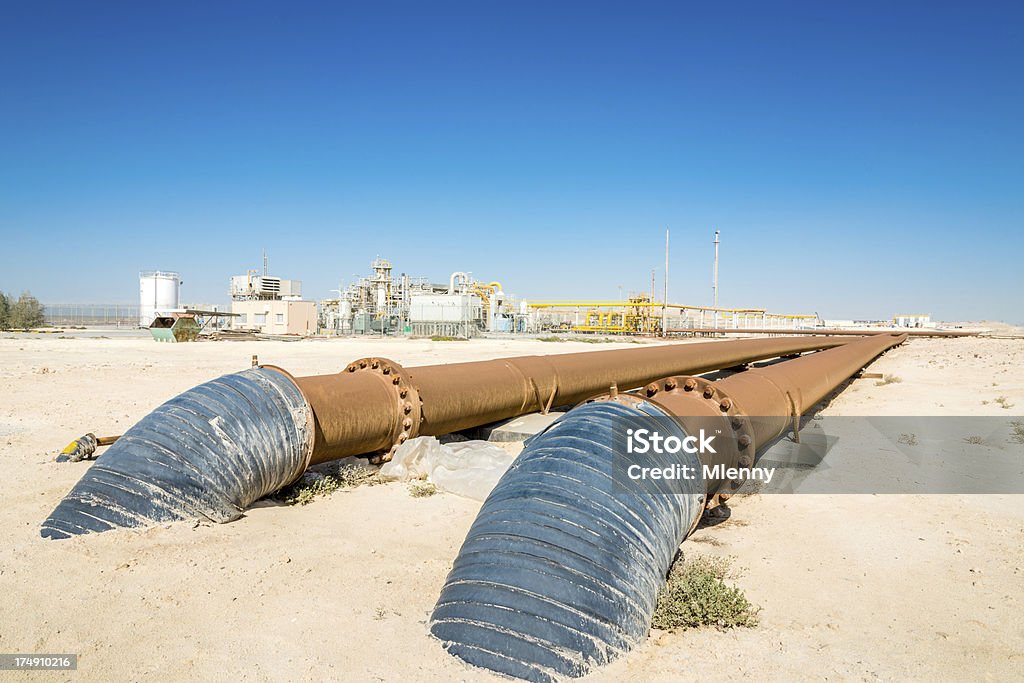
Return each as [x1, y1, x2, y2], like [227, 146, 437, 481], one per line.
[343, 357, 422, 464]
[644, 375, 755, 502]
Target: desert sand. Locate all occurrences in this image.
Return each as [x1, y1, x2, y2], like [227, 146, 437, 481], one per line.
[1, 333, 1022, 681]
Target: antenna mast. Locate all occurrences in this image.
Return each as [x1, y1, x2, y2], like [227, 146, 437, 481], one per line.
[662, 228, 669, 336]
[712, 230, 720, 308]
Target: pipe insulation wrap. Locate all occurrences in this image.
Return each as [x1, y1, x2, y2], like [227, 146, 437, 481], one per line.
[431, 400, 704, 682]
[41, 368, 313, 540]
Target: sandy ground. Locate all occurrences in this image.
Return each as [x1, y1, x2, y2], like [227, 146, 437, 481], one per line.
[1, 333, 1022, 681]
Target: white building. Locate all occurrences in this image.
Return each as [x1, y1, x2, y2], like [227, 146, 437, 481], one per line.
[893, 313, 932, 328]
[228, 268, 316, 335]
[231, 299, 317, 335]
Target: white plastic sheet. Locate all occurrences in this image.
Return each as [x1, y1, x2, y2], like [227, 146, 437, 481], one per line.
[380, 436, 516, 501]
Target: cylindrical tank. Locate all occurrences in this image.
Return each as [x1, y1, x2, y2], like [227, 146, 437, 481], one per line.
[139, 271, 181, 327]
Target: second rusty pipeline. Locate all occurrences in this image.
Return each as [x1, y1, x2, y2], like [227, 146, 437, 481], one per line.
[42, 335, 850, 538]
[430, 332, 909, 682]
[607, 330, 910, 500]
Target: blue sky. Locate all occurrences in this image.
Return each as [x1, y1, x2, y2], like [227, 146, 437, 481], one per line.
[1, 1, 1021, 322]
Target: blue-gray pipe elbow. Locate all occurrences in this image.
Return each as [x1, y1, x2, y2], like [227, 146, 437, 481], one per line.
[41, 367, 313, 540]
[431, 399, 705, 682]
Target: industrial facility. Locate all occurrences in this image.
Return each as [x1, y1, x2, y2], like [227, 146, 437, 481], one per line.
[318, 258, 514, 337]
[128, 262, 952, 342]
[316, 252, 825, 338]
[127, 239, 952, 341]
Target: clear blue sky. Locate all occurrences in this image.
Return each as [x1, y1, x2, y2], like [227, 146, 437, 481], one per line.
[1, 1, 1021, 322]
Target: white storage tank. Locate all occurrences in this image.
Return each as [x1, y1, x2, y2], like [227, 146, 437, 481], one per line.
[139, 271, 181, 327]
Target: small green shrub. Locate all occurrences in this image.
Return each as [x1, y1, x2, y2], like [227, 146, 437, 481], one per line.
[275, 463, 381, 505]
[409, 481, 438, 497]
[334, 464, 383, 488]
[651, 555, 759, 631]
[963, 435, 984, 445]
[282, 475, 341, 505]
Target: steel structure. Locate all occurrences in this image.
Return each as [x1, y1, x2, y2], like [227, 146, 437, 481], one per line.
[524, 300, 818, 334]
[319, 259, 511, 336]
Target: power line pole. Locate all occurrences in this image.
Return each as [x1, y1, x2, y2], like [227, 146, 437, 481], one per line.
[712, 230, 720, 308]
[662, 228, 669, 336]
[650, 268, 656, 334]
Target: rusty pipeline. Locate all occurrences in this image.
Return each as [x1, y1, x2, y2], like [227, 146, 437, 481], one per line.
[617, 331, 909, 500]
[297, 336, 854, 464]
[42, 336, 854, 538]
[431, 333, 908, 681]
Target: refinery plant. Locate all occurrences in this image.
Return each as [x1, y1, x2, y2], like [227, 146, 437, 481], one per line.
[121, 244, 943, 339]
[49, 236, 942, 337]
[48, 233, 946, 338]
[318, 258, 515, 337]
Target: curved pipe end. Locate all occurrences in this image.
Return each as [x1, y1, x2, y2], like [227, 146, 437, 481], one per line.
[431, 400, 704, 681]
[41, 367, 313, 540]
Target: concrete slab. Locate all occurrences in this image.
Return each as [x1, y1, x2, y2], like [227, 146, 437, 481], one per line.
[471, 411, 567, 442]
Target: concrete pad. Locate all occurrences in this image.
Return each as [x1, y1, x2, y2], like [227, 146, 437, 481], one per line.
[473, 411, 566, 442]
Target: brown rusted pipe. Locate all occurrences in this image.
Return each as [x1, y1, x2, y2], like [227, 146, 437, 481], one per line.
[428, 336, 908, 681]
[607, 332, 908, 498]
[292, 336, 855, 464]
[38, 334, 888, 539]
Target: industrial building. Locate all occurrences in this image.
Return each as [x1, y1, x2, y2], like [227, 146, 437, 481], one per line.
[229, 271, 317, 336]
[318, 257, 824, 338]
[409, 272, 512, 336]
[319, 258, 514, 337]
[135, 246, 916, 341]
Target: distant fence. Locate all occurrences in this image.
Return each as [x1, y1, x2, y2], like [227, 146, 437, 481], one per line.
[44, 303, 141, 327]
[409, 321, 480, 338]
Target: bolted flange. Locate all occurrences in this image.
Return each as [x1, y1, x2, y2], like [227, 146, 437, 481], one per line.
[640, 374, 757, 505]
[343, 357, 422, 464]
